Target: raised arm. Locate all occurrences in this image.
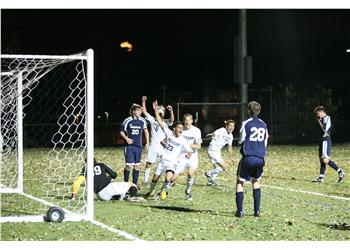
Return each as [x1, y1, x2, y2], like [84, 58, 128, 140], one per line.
[153, 100, 165, 130]
[141, 96, 151, 118]
[166, 105, 175, 124]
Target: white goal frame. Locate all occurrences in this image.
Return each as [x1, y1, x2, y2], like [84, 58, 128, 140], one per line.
[0, 49, 95, 223]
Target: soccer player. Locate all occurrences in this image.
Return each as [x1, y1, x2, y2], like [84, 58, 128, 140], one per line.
[205, 120, 235, 186]
[145, 100, 192, 200]
[141, 96, 174, 186]
[120, 103, 149, 186]
[71, 158, 138, 201]
[174, 113, 202, 201]
[235, 101, 268, 218]
[313, 106, 345, 183]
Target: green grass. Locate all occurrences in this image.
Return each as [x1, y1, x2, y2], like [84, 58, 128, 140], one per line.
[1, 144, 350, 240]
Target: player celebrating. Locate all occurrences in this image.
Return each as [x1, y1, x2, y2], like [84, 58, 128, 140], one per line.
[205, 120, 235, 186]
[120, 103, 149, 186]
[313, 106, 345, 183]
[174, 113, 202, 201]
[145, 100, 192, 200]
[141, 96, 174, 186]
[235, 101, 268, 218]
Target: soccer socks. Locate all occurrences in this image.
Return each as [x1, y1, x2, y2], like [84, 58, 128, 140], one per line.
[236, 191, 244, 213]
[124, 169, 130, 182]
[319, 162, 326, 176]
[144, 167, 151, 183]
[328, 160, 339, 171]
[149, 181, 157, 193]
[132, 169, 140, 185]
[253, 188, 261, 215]
[186, 177, 194, 193]
[210, 166, 223, 181]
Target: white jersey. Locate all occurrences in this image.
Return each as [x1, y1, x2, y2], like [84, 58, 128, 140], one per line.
[208, 127, 233, 152]
[181, 125, 202, 154]
[146, 115, 172, 147]
[161, 126, 192, 164]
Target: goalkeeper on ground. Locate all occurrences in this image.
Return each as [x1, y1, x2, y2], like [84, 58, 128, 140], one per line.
[71, 158, 138, 201]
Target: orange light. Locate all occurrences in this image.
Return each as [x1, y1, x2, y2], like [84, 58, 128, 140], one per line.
[120, 41, 133, 52]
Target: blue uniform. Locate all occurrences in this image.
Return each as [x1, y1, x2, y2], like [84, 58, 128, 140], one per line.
[121, 116, 147, 165]
[237, 117, 268, 181]
[318, 115, 332, 159]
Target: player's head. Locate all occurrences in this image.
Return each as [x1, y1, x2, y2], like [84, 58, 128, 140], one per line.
[172, 121, 184, 137]
[129, 103, 142, 117]
[128, 185, 138, 197]
[157, 105, 165, 118]
[225, 119, 235, 133]
[314, 105, 327, 118]
[183, 113, 193, 128]
[84, 157, 97, 165]
[247, 101, 261, 117]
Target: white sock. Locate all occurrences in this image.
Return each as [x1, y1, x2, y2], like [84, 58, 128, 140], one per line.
[211, 166, 223, 180]
[144, 167, 151, 183]
[186, 177, 194, 192]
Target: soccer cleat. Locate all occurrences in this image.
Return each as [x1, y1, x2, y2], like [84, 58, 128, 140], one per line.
[185, 189, 193, 201]
[313, 177, 324, 183]
[144, 191, 154, 199]
[235, 211, 243, 218]
[254, 211, 260, 217]
[338, 171, 345, 183]
[161, 190, 168, 200]
[70, 193, 76, 201]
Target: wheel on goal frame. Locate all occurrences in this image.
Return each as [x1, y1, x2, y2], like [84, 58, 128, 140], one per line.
[47, 206, 65, 223]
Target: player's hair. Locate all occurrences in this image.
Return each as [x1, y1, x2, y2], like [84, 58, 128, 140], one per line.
[183, 113, 193, 120]
[128, 186, 138, 197]
[173, 121, 183, 128]
[224, 119, 235, 126]
[248, 101, 261, 117]
[129, 103, 142, 115]
[314, 105, 325, 114]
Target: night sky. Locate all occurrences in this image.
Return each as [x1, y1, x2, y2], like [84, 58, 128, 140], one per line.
[2, 9, 350, 121]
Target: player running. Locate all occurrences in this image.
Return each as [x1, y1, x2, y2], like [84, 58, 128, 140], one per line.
[174, 113, 202, 201]
[235, 101, 268, 218]
[141, 96, 174, 186]
[205, 120, 235, 186]
[145, 100, 192, 200]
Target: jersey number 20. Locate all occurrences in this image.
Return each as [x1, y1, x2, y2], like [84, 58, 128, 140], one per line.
[249, 127, 265, 142]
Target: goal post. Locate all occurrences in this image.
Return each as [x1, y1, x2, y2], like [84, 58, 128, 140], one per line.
[0, 49, 94, 223]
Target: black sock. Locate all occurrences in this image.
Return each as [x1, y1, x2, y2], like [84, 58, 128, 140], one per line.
[328, 160, 339, 171]
[236, 192, 244, 213]
[253, 188, 261, 214]
[320, 162, 326, 176]
[132, 169, 140, 185]
[124, 169, 130, 182]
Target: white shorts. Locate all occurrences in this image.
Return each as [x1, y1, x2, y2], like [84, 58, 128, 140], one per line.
[176, 153, 199, 174]
[208, 150, 222, 164]
[145, 145, 164, 164]
[154, 159, 177, 176]
[97, 182, 130, 201]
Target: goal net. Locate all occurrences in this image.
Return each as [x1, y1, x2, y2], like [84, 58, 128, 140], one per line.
[0, 49, 94, 223]
[176, 102, 244, 144]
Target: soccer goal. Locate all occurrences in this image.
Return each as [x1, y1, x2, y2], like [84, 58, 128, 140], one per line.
[176, 102, 245, 143]
[0, 49, 95, 223]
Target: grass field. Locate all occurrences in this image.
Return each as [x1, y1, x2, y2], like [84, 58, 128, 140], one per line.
[1, 144, 350, 241]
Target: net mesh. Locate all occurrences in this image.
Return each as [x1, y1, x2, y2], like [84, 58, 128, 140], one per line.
[1, 55, 89, 217]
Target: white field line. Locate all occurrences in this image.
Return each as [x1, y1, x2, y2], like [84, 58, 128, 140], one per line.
[261, 184, 350, 201]
[1, 191, 142, 240]
[90, 220, 143, 241]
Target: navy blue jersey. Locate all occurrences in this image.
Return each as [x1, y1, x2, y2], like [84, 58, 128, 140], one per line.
[318, 115, 332, 138]
[239, 117, 268, 159]
[121, 116, 147, 148]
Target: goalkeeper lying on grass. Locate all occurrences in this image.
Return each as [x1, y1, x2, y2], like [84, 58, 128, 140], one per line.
[71, 158, 145, 202]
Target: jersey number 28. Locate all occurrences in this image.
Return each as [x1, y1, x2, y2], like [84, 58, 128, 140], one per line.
[249, 127, 266, 142]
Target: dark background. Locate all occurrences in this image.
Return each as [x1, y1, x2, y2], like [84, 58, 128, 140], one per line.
[2, 9, 350, 144]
